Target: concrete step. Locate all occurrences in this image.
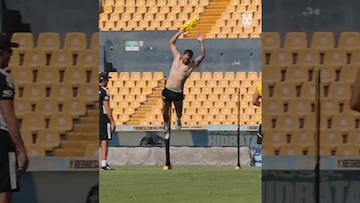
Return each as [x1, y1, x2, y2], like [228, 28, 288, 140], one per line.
[73, 124, 98, 132]
[61, 140, 90, 149]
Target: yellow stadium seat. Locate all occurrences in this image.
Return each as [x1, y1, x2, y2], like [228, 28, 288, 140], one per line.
[36, 129, 60, 150]
[23, 50, 47, 68]
[50, 84, 74, 103]
[269, 49, 292, 66]
[273, 82, 298, 98]
[285, 65, 313, 82]
[102, 5, 113, 14]
[35, 98, 59, 118]
[300, 82, 316, 99]
[63, 32, 87, 50]
[327, 82, 352, 99]
[50, 49, 73, 68]
[36, 67, 61, 86]
[11, 32, 34, 51]
[37, 32, 61, 51]
[114, 0, 125, 6]
[77, 83, 98, 104]
[26, 145, 46, 156]
[76, 49, 98, 68]
[262, 32, 280, 51]
[23, 83, 47, 102]
[49, 112, 73, 133]
[310, 32, 335, 51]
[340, 65, 359, 81]
[62, 99, 86, 117]
[296, 48, 320, 66]
[262, 98, 283, 114]
[63, 67, 87, 86]
[319, 65, 338, 83]
[21, 113, 46, 132]
[283, 32, 308, 50]
[14, 98, 32, 118]
[338, 32, 360, 51]
[10, 67, 33, 86]
[323, 49, 347, 66]
[287, 99, 315, 114]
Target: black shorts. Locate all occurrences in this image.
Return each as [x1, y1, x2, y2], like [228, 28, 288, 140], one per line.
[99, 115, 112, 141]
[0, 130, 19, 192]
[162, 88, 184, 102]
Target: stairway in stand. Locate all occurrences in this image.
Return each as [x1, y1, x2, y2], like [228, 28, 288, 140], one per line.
[53, 104, 99, 157]
[184, 0, 231, 38]
[126, 80, 165, 125]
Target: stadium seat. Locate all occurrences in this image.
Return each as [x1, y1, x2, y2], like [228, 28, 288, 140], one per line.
[37, 32, 61, 51]
[327, 82, 352, 99]
[283, 32, 308, 50]
[36, 98, 59, 118]
[285, 65, 313, 82]
[296, 49, 320, 66]
[310, 32, 335, 51]
[22, 83, 47, 103]
[50, 50, 74, 68]
[36, 67, 61, 86]
[10, 67, 34, 86]
[340, 65, 359, 81]
[63, 32, 87, 51]
[21, 113, 46, 132]
[273, 82, 298, 98]
[269, 49, 293, 66]
[36, 129, 61, 150]
[300, 82, 316, 99]
[62, 99, 86, 117]
[48, 113, 73, 133]
[50, 84, 74, 103]
[77, 83, 98, 104]
[23, 50, 47, 68]
[261, 32, 281, 51]
[337, 32, 360, 51]
[323, 49, 347, 66]
[11, 32, 34, 51]
[14, 98, 32, 118]
[63, 66, 88, 86]
[26, 145, 46, 156]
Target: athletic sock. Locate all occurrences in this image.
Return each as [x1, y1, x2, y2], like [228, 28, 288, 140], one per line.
[101, 160, 107, 167]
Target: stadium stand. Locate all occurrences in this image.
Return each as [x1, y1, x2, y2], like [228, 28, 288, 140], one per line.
[10, 32, 99, 157]
[107, 71, 262, 127]
[262, 31, 360, 157]
[99, 0, 261, 38]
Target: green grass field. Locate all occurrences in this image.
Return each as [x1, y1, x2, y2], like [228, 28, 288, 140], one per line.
[100, 166, 261, 203]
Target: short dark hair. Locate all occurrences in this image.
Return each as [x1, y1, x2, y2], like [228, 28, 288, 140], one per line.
[183, 49, 193, 58]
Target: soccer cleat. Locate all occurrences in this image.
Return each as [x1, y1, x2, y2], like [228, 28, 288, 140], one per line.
[162, 165, 172, 170]
[175, 119, 182, 130]
[101, 164, 113, 171]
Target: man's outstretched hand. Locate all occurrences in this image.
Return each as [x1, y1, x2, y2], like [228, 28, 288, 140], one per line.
[197, 33, 203, 42]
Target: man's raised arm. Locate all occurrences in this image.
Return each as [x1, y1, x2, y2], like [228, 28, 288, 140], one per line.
[193, 33, 205, 68]
[169, 30, 185, 57]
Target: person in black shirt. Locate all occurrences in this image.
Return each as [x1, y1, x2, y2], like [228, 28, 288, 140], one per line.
[0, 33, 28, 203]
[99, 72, 115, 170]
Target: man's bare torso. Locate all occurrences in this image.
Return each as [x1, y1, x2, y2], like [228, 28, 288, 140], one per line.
[166, 56, 194, 92]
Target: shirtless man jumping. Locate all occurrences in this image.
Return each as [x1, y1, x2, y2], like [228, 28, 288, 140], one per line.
[162, 30, 206, 134]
